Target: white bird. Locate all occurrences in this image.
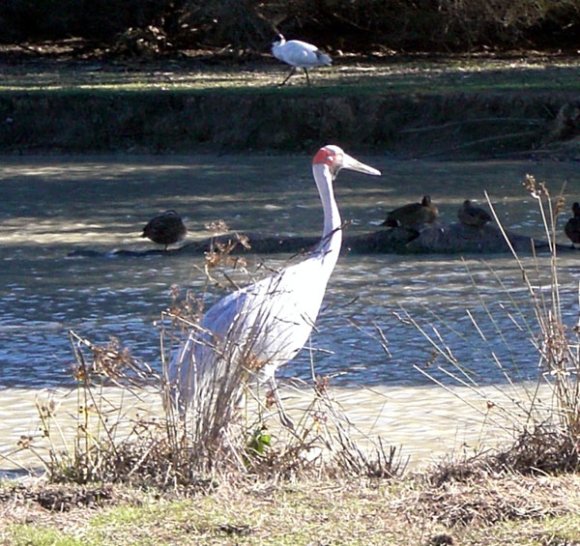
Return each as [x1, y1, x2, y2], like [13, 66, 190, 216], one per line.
[271, 34, 332, 86]
[169, 145, 381, 431]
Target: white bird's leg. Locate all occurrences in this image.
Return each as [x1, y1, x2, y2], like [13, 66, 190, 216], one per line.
[269, 376, 295, 430]
[303, 68, 311, 86]
[279, 67, 296, 87]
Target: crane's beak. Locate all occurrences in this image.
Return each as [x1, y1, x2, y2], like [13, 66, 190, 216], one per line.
[341, 153, 381, 177]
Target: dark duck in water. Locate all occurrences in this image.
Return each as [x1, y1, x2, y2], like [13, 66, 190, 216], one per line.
[381, 195, 438, 229]
[141, 210, 187, 250]
[564, 202, 580, 248]
[457, 199, 492, 228]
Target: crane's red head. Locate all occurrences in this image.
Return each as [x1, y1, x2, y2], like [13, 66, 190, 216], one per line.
[312, 145, 381, 179]
[312, 145, 345, 176]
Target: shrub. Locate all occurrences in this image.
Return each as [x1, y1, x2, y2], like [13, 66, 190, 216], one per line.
[0, 0, 578, 52]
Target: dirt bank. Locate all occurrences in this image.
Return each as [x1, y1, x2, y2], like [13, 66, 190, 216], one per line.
[1, 89, 579, 158]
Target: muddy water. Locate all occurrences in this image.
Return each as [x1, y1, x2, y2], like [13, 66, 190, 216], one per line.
[0, 154, 578, 471]
[0, 382, 554, 474]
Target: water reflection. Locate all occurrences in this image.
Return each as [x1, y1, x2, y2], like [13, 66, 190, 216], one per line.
[0, 155, 577, 390]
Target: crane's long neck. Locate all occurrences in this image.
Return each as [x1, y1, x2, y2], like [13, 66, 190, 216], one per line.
[313, 163, 342, 265]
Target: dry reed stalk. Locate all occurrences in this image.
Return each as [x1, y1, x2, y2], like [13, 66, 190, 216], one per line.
[398, 177, 579, 473]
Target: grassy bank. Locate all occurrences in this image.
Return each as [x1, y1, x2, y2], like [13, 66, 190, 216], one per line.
[0, 53, 578, 158]
[2, 473, 580, 546]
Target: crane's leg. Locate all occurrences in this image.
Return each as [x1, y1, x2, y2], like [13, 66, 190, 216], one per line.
[303, 68, 311, 86]
[269, 377, 295, 430]
[279, 67, 296, 87]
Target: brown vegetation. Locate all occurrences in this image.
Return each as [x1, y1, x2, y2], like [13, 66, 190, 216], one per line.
[1, 80, 579, 158]
[1, 0, 579, 56]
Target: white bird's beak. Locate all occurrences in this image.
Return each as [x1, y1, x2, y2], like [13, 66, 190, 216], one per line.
[341, 153, 381, 177]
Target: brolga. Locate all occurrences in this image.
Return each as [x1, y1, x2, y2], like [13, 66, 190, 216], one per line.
[457, 199, 492, 228]
[141, 210, 187, 251]
[169, 145, 381, 430]
[271, 34, 332, 86]
[564, 202, 580, 248]
[381, 195, 438, 229]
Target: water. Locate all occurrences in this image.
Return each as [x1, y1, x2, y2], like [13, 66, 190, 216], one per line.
[0, 154, 578, 468]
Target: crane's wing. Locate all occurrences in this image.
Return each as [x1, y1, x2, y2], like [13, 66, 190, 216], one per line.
[170, 256, 330, 409]
[198, 263, 324, 373]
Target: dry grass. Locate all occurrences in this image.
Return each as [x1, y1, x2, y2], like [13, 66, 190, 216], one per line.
[413, 472, 577, 528]
[1, 472, 580, 545]
[399, 178, 580, 477]
[429, 426, 579, 490]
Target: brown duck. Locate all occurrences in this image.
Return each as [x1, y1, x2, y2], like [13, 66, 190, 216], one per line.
[141, 210, 187, 250]
[382, 195, 438, 229]
[458, 199, 492, 228]
[564, 202, 580, 247]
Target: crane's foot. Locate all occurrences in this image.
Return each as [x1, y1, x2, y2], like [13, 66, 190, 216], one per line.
[266, 381, 295, 431]
[278, 407, 295, 431]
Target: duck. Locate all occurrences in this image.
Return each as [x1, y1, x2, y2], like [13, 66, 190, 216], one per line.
[141, 210, 187, 250]
[564, 202, 580, 247]
[457, 199, 492, 228]
[381, 195, 438, 229]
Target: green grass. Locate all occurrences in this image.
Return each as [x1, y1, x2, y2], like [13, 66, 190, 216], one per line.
[0, 57, 578, 97]
[2, 483, 419, 546]
[545, 514, 580, 543]
[7, 526, 86, 546]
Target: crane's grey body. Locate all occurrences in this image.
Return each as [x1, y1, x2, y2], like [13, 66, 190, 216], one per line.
[172, 247, 336, 407]
[169, 146, 381, 428]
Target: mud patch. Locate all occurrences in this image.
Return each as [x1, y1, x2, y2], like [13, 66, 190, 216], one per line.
[0, 483, 115, 512]
[412, 475, 573, 527]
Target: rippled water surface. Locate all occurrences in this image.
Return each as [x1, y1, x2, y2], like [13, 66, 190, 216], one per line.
[0, 154, 578, 388]
[0, 154, 578, 469]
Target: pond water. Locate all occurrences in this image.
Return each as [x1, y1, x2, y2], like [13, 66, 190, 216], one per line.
[0, 153, 578, 469]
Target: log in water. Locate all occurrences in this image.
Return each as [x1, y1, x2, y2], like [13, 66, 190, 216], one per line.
[68, 222, 576, 259]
